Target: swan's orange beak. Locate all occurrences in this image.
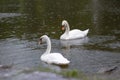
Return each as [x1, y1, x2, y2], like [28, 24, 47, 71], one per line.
[62, 26, 65, 30]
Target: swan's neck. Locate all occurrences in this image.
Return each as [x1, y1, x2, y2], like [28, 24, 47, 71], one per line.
[64, 22, 70, 35]
[44, 37, 51, 54]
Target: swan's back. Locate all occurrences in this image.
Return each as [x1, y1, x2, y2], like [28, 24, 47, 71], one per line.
[41, 53, 70, 65]
[68, 29, 89, 39]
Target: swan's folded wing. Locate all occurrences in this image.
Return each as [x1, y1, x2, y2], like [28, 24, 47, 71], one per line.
[69, 29, 85, 39]
[44, 53, 70, 64]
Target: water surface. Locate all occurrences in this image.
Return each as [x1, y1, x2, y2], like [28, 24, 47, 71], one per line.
[0, 0, 120, 80]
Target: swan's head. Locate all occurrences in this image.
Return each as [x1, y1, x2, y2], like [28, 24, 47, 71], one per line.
[39, 35, 48, 44]
[61, 20, 68, 30]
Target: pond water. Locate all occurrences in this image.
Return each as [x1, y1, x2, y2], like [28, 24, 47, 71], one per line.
[0, 0, 120, 80]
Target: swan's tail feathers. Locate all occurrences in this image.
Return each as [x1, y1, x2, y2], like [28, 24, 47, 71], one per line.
[58, 59, 70, 65]
[64, 60, 70, 64]
[59, 61, 70, 65]
[83, 29, 89, 36]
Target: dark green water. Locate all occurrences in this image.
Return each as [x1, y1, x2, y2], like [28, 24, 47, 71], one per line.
[0, 0, 120, 80]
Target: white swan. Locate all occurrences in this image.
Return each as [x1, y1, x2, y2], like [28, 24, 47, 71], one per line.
[60, 20, 89, 40]
[39, 35, 70, 65]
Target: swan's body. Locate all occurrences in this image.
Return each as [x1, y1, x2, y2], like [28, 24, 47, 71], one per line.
[39, 35, 70, 65]
[60, 20, 89, 40]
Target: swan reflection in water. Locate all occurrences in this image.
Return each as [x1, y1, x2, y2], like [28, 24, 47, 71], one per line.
[60, 37, 89, 56]
[60, 37, 89, 47]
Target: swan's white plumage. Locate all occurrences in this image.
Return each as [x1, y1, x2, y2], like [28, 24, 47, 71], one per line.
[39, 35, 70, 65]
[41, 53, 70, 64]
[60, 20, 89, 40]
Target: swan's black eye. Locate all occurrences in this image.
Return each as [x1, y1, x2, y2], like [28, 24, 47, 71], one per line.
[40, 38, 42, 42]
[40, 38, 42, 41]
[39, 38, 42, 44]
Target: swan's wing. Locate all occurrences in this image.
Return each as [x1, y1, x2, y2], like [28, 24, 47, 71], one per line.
[69, 29, 89, 39]
[69, 29, 85, 38]
[50, 53, 68, 61]
[42, 53, 69, 64]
